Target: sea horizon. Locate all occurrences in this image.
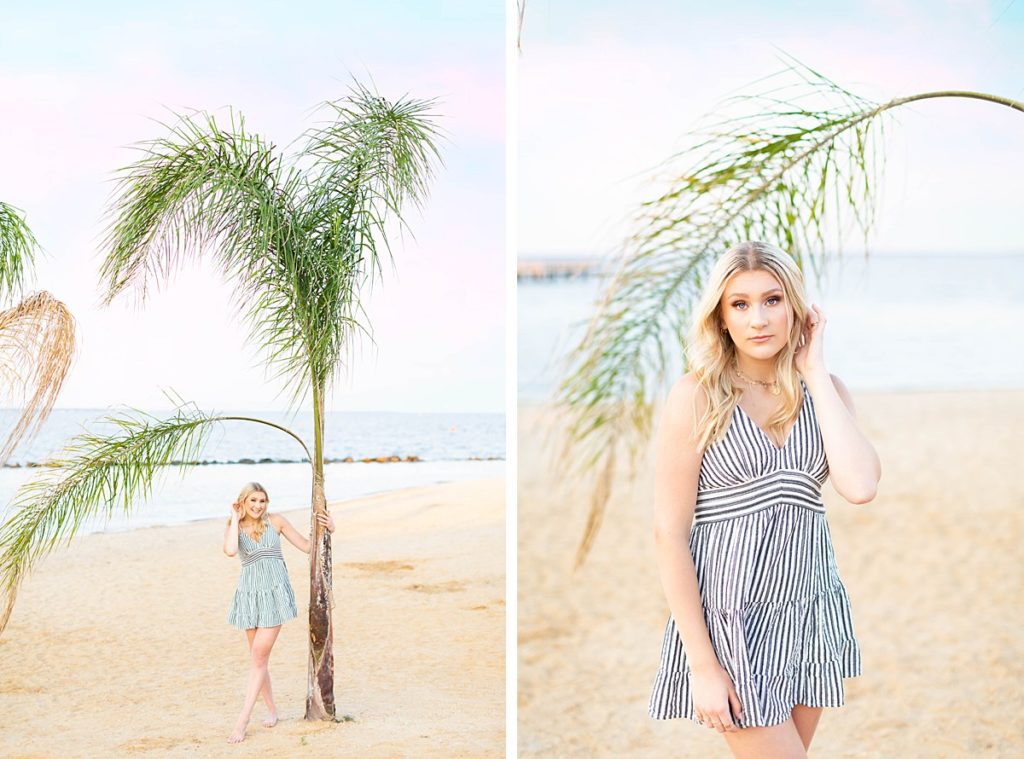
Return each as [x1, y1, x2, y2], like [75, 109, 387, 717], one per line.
[520, 251, 1024, 402]
[0, 408, 505, 535]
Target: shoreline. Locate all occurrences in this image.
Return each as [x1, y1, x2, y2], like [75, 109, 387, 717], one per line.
[39, 472, 501, 536]
[0, 460, 505, 537]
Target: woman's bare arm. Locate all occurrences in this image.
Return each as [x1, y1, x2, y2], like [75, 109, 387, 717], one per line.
[223, 504, 241, 557]
[270, 513, 311, 554]
[795, 305, 881, 504]
[804, 370, 881, 504]
[653, 374, 720, 672]
[270, 511, 335, 555]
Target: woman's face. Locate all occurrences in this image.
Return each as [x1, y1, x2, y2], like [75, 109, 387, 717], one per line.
[719, 268, 793, 362]
[241, 490, 268, 520]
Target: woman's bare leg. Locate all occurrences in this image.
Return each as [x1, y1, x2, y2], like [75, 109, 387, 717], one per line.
[245, 628, 278, 726]
[228, 625, 282, 743]
[721, 716, 808, 759]
[790, 705, 823, 750]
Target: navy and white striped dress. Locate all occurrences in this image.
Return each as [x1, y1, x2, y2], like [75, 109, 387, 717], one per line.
[227, 519, 299, 630]
[649, 378, 861, 728]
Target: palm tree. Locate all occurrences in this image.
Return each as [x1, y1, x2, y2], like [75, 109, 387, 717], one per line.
[0, 201, 75, 461]
[0, 82, 441, 721]
[557, 57, 1023, 566]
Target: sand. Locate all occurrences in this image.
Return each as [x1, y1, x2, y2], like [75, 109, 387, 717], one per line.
[0, 477, 505, 759]
[518, 390, 1024, 758]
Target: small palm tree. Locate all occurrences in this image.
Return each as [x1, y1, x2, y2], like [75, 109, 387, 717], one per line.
[0, 201, 75, 461]
[558, 57, 1023, 566]
[0, 82, 441, 720]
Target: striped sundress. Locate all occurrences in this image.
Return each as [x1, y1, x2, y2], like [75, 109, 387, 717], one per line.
[649, 378, 861, 728]
[227, 519, 299, 630]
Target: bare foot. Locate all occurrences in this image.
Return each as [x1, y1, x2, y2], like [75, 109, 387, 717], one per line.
[227, 724, 246, 743]
[262, 711, 278, 728]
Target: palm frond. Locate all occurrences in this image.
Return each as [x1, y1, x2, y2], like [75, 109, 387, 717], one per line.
[0, 201, 38, 302]
[304, 83, 443, 216]
[559, 57, 889, 566]
[99, 109, 312, 395]
[0, 404, 221, 632]
[296, 82, 444, 390]
[0, 292, 76, 461]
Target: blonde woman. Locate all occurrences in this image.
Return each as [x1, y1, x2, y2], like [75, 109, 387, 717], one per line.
[648, 242, 881, 758]
[223, 482, 335, 744]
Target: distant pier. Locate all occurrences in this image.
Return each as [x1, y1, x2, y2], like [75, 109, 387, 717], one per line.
[517, 258, 601, 281]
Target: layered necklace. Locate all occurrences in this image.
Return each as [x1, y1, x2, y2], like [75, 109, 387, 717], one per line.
[732, 358, 780, 395]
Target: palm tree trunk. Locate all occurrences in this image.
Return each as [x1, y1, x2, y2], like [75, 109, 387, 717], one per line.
[305, 383, 336, 720]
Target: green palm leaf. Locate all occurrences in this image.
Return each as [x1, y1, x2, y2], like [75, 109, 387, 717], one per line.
[0, 404, 220, 630]
[98, 109, 315, 396]
[0, 201, 36, 302]
[296, 83, 443, 389]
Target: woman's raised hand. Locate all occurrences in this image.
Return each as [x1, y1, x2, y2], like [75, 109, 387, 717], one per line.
[690, 663, 744, 733]
[230, 501, 243, 521]
[794, 302, 827, 378]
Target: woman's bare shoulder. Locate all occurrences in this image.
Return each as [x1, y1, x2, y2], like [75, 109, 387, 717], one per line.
[664, 372, 709, 418]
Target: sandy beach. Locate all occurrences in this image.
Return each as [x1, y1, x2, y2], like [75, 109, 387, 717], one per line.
[518, 390, 1024, 758]
[0, 477, 504, 758]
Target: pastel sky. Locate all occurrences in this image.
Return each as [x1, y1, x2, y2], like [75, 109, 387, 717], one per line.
[0, 1, 504, 412]
[520, 0, 1024, 257]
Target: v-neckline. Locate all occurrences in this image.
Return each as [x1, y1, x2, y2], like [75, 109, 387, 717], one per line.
[240, 526, 265, 545]
[735, 381, 806, 453]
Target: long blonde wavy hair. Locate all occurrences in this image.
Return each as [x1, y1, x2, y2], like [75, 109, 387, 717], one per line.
[228, 481, 271, 542]
[687, 241, 810, 452]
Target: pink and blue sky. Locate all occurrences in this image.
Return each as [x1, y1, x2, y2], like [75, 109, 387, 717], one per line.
[520, 0, 1024, 257]
[0, 1, 504, 412]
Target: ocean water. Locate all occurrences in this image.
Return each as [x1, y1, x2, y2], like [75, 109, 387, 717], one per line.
[1, 409, 504, 468]
[0, 409, 504, 533]
[519, 253, 1024, 402]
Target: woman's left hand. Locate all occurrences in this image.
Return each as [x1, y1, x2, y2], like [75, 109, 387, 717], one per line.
[794, 303, 827, 378]
[316, 510, 335, 535]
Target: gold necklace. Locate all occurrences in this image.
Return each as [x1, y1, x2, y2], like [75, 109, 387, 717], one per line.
[733, 360, 781, 395]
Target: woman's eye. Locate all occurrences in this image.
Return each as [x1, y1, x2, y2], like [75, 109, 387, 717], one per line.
[766, 296, 780, 305]
[732, 301, 746, 309]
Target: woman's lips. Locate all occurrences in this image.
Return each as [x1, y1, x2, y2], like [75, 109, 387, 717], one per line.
[750, 335, 772, 342]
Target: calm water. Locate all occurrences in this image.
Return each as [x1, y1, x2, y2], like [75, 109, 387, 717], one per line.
[520, 253, 1024, 402]
[0, 409, 504, 468]
[0, 410, 504, 533]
